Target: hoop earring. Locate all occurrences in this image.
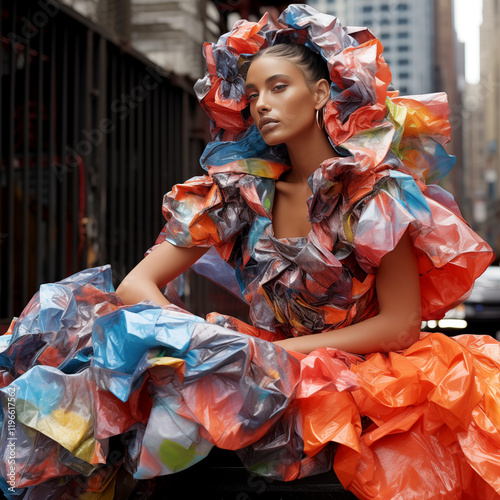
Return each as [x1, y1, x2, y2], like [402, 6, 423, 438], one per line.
[316, 107, 325, 129]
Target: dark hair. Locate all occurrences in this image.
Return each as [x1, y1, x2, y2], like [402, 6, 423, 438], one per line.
[250, 43, 330, 86]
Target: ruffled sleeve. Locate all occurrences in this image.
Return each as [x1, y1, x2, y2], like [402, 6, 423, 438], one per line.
[352, 170, 494, 320]
[147, 174, 237, 262]
[148, 158, 289, 263]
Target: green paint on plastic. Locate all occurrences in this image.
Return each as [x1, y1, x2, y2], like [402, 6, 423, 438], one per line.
[158, 439, 196, 471]
[264, 196, 271, 213]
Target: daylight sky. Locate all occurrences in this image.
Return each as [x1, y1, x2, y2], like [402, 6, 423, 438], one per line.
[454, 0, 483, 83]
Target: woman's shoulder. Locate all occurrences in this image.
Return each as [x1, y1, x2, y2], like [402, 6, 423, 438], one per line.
[149, 157, 289, 259]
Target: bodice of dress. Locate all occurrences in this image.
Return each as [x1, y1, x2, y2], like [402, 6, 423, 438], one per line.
[237, 227, 377, 338]
[212, 163, 378, 338]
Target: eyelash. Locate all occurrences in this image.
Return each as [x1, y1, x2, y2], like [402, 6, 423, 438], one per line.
[247, 84, 288, 101]
[273, 84, 287, 92]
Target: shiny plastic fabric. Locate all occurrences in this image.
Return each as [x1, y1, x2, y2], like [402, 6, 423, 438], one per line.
[1, 4, 499, 500]
[152, 140, 492, 335]
[2, 272, 500, 498]
[0, 267, 301, 497]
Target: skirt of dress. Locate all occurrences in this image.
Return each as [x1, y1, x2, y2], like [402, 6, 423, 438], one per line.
[1, 266, 500, 500]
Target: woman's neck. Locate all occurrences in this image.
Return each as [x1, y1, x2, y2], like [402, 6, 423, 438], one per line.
[284, 127, 337, 184]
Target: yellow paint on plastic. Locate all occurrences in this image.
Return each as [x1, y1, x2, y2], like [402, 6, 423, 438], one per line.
[37, 409, 94, 462]
[150, 356, 184, 369]
[343, 212, 354, 243]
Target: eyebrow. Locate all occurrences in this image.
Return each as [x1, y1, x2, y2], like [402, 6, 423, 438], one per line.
[245, 74, 290, 90]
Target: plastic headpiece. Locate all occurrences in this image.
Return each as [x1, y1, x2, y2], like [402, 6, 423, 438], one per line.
[194, 4, 455, 185]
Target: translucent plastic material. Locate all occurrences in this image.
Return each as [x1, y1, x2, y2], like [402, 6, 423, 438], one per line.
[1, 4, 498, 499]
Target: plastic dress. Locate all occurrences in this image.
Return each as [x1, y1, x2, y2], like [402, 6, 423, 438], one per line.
[1, 5, 499, 499]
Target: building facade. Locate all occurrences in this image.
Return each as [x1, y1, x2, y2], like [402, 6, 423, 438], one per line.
[61, 0, 220, 80]
[475, 0, 500, 253]
[131, 0, 220, 80]
[433, 0, 465, 209]
[463, 82, 488, 227]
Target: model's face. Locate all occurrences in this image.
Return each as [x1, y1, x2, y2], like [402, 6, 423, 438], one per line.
[245, 56, 318, 146]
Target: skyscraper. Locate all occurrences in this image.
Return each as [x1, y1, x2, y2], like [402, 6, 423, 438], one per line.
[308, 0, 435, 95]
[477, 0, 500, 250]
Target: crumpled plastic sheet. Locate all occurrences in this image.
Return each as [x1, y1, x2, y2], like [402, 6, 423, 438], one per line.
[0, 267, 300, 496]
[1, 268, 500, 499]
[151, 148, 493, 337]
[334, 332, 500, 499]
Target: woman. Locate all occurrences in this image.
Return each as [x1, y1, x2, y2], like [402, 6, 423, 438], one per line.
[1, 5, 498, 499]
[118, 42, 422, 356]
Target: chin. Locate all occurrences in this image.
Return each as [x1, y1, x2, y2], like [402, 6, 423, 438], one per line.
[259, 131, 287, 147]
[262, 137, 283, 146]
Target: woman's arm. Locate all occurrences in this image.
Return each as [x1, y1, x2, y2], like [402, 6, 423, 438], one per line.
[116, 241, 208, 306]
[274, 230, 422, 354]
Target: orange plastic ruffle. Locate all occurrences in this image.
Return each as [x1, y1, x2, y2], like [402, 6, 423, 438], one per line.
[328, 332, 500, 499]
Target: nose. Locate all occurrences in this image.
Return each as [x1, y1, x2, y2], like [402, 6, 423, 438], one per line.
[255, 92, 270, 113]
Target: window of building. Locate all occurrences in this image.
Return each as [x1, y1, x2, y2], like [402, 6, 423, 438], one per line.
[380, 18, 391, 25]
[397, 32, 409, 39]
[400, 86, 409, 93]
[399, 72, 410, 79]
[397, 4, 409, 11]
[380, 33, 391, 40]
[398, 45, 409, 52]
[397, 18, 409, 25]
[398, 58, 410, 65]
[362, 6, 373, 12]
[380, 4, 390, 11]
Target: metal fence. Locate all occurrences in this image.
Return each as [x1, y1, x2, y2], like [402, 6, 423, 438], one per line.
[0, 0, 223, 322]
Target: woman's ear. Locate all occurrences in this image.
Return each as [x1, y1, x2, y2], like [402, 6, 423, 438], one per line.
[314, 79, 331, 109]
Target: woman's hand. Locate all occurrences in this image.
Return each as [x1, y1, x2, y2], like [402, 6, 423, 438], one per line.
[273, 229, 421, 355]
[116, 241, 208, 306]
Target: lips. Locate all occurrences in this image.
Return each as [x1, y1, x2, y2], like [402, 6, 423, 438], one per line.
[259, 117, 279, 131]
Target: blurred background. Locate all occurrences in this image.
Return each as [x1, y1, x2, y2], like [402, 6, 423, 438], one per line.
[1, 0, 498, 334]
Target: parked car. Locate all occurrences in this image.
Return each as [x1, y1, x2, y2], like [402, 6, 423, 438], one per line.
[422, 265, 500, 339]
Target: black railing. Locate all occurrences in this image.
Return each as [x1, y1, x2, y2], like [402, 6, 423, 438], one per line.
[0, 0, 218, 322]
